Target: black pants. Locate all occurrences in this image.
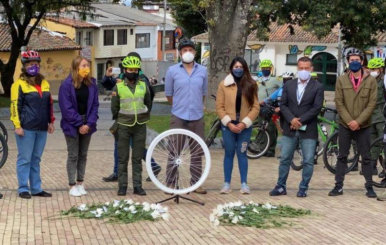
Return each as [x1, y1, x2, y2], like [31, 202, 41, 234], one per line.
[335, 125, 373, 188]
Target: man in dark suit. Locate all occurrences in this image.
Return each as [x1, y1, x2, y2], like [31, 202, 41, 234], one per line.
[269, 57, 324, 197]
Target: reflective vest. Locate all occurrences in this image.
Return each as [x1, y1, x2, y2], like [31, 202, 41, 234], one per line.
[117, 81, 148, 126]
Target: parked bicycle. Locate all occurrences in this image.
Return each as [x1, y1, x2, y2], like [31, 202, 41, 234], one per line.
[0, 120, 8, 169]
[369, 137, 386, 187]
[205, 95, 221, 147]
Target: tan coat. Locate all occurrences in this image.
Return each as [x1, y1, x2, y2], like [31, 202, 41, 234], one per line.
[216, 74, 260, 128]
[335, 70, 377, 128]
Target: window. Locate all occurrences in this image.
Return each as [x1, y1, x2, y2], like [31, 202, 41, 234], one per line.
[161, 31, 175, 51]
[117, 29, 127, 45]
[104, 30, 114, 46]
[135, 33, 150, 48]
[130, 29, 133, 35]
[85, 31, 93, 46]
[76, 31, 82, 45]
[286, 54, 298, 65]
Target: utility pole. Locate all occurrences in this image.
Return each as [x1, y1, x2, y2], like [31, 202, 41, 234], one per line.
[162, 0, 167, 61]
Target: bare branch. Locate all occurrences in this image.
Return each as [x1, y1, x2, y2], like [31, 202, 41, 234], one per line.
[24, 10, 46, 45]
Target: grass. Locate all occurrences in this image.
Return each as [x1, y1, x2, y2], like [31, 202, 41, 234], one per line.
[0, 96, 10, 108]
[148, 111, 221, 136]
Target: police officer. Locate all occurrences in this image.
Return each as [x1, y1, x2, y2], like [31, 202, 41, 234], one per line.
[111, 55, 152, 196]
[256, 59, 282, 157]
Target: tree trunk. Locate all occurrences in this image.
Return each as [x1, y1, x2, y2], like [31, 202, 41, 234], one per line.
[0, 40, 23, 97]
[205, 0, 254, 111]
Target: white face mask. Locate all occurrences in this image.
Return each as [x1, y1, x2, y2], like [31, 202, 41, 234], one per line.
[370, 71, 379, 77]
[297, 70, 311, 81]
[182, 52, 195, 64]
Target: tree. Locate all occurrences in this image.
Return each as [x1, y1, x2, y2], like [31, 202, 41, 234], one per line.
[0, 0, 106, 96]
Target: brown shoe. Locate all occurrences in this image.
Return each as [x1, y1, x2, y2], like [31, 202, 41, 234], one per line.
[193, 186, 207, 194]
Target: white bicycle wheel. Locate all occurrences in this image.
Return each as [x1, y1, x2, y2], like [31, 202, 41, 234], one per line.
[146, 129, 211, 195]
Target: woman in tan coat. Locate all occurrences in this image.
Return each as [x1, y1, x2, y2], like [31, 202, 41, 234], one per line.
[216, 57, 260, 194]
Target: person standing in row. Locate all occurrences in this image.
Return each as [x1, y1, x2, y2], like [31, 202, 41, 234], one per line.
[10, 50, 55, 199]
[59, 56, 99, 197]
[111, 55, 152, 196]
[216, 57, 259, 194]
[329, 48, 377, 198]
[269, 57, 324, 198]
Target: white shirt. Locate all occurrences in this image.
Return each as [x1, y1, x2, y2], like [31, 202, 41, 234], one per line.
[297, 78, 310, 104]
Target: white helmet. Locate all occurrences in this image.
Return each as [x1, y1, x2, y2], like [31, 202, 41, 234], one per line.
[282, 71, 294, 78]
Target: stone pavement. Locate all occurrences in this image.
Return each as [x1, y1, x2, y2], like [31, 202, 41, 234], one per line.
[0, 106, 385, 245]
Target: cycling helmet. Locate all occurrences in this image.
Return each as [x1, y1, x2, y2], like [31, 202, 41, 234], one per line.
[260, 59, 273, 68]
[21, 50, 41, 64]
[127, 52, 142, 61]
[122, 56, 141, 69]
[311, 72, 318, 77]
[282, 71, 294, 78]
[178, 37, 196, 51]
[345, 48, 364, 61]
[367, 58, 384, 69]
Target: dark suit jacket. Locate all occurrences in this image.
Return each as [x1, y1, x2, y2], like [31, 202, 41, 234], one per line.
[280, 78, 324, 139]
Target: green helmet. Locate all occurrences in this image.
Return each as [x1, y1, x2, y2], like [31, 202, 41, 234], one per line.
[122, 56, 141, 69]
[368, 58, 384, 69]
[260, 59, 273, 68]
[311, 72, 318, 77]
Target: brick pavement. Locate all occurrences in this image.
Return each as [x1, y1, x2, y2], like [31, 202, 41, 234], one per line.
[0, 106, 385, 245]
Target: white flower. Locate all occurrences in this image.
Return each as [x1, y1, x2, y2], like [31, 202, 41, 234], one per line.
[231, 216, 239, 224]
[125, 199, 134, 205]
[255, 203, 259, 207]
[143, 206, 151, 212]
[272, 205, 277, 210]
[229, 212, 234, 218]
[142, 202, 149, 206]
[229, 203, 235, 208]
[263, 203, 272, 210]
[223, 203, 229, 208]
[249, 201, 254, 204]
[151, 210, 160, 219]
[78, 204, 88, 211]
[131, 210, 137, 214]
[241, 206, 246, 209]
[216, 205, 224, 216]
[113, 201, 120, 208]
[128, 206, 136, 212]
[119, 205, 123, 209]
[115, 210, 121, 214]
[212, 208, 218, 216]
[96, 208, 104, 215]
[234, 201, 242, 207]
[123, 207, 130, 212]
[90, 211, 97, 215]
[238, 216, 243, 221]
[105, 202, 110, 206]
[209, 214, 216, 222]
[103, 206, 108, 212]
[163, 207, 169, 213]
[155, 204, 163, 210]
[252, 208, 259, 214]
[213, 219, 220, 227]
[95, 213, 101, 218]
[150, 204, 157, 210]
[162, 213, 170, 221]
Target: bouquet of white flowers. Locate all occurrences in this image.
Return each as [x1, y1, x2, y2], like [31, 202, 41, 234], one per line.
[61, 199, 170, 224]
[209, 201, 310, 228]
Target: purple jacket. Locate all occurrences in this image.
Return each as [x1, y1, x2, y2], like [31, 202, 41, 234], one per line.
[59, 74, 99, 137]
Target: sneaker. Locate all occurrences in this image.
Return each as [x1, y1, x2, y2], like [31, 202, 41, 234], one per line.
[366, 187, 377, 198]
[193, 186, 207, 194]
[240, 183, 250, 194]
[133, 186, 147, 196]
[328, 186, 343, 196]
[77, 184, 87, 195]
[102, 173, 118, 182]
[32, 191, 52, 197]
[297, 188, 307, 197]
[69, 186, 82, 197]
[220, 182, 231, 194]
[269, 185, 287, 196]
[376, 190, 386, 201]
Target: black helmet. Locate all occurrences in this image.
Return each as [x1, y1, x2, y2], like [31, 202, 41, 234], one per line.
[345, 48, 364, 61]
[178, 37, 196, 51]
[127, 52, 142, 61]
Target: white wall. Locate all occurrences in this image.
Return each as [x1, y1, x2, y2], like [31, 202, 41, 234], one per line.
[134, 26, 158, 60]
[93, 26, 135, 59]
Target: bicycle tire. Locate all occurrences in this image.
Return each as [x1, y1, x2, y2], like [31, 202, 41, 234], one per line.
[369, 136, 386, 186]
[205, 119, 221, 147]
[0, 121, 7, 142]
[323, 131, 359, 174]
[290, 145, 303, 171]
[0, 134, 8, 169]
[247, 126, 270, 159]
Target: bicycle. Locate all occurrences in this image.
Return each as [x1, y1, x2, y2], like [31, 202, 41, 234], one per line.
[0, 120, 8, 142]
[0, 120, 8, 169]
[369, 136, 386, 188]
[204, 95, 221, 147]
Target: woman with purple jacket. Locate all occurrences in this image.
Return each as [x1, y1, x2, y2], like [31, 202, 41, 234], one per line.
[59, 56, 99, 197]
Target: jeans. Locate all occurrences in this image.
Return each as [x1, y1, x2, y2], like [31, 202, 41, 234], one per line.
[113, 139, 159, 176]
[335, 125, 373, 188]
[277, 132, 317, 189]
[15, 130, 48, 194]
[222, 123, 252, 184]
[65, 133, 92, 186]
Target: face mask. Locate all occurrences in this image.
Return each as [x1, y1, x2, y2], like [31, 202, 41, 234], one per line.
[297, 70, 311, 81]
[262, 70, 271, 77]
[370, 71, 379, 77]
[349, 61, 362, 72]
[125, 72, 138, 81]
[26, 64, 40, 76]
[79, 68, 90, 78]
[232, 68, 244, 78]
[182, 52, 195, 64]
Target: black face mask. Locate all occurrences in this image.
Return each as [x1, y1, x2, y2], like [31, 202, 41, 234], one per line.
[125, 72, 138, 81]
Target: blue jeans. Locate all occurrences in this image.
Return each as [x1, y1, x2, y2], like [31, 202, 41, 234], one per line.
[222, 124, 252, 183]
[277, 132, 317, 190]
[15, 130, 47, 194]
[113, 139, 159, 175]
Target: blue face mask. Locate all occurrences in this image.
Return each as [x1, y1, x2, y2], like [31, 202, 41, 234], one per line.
[262, 70, 271, 77]
[349, 61, 362, 72]
[232, 68, 244, 78]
